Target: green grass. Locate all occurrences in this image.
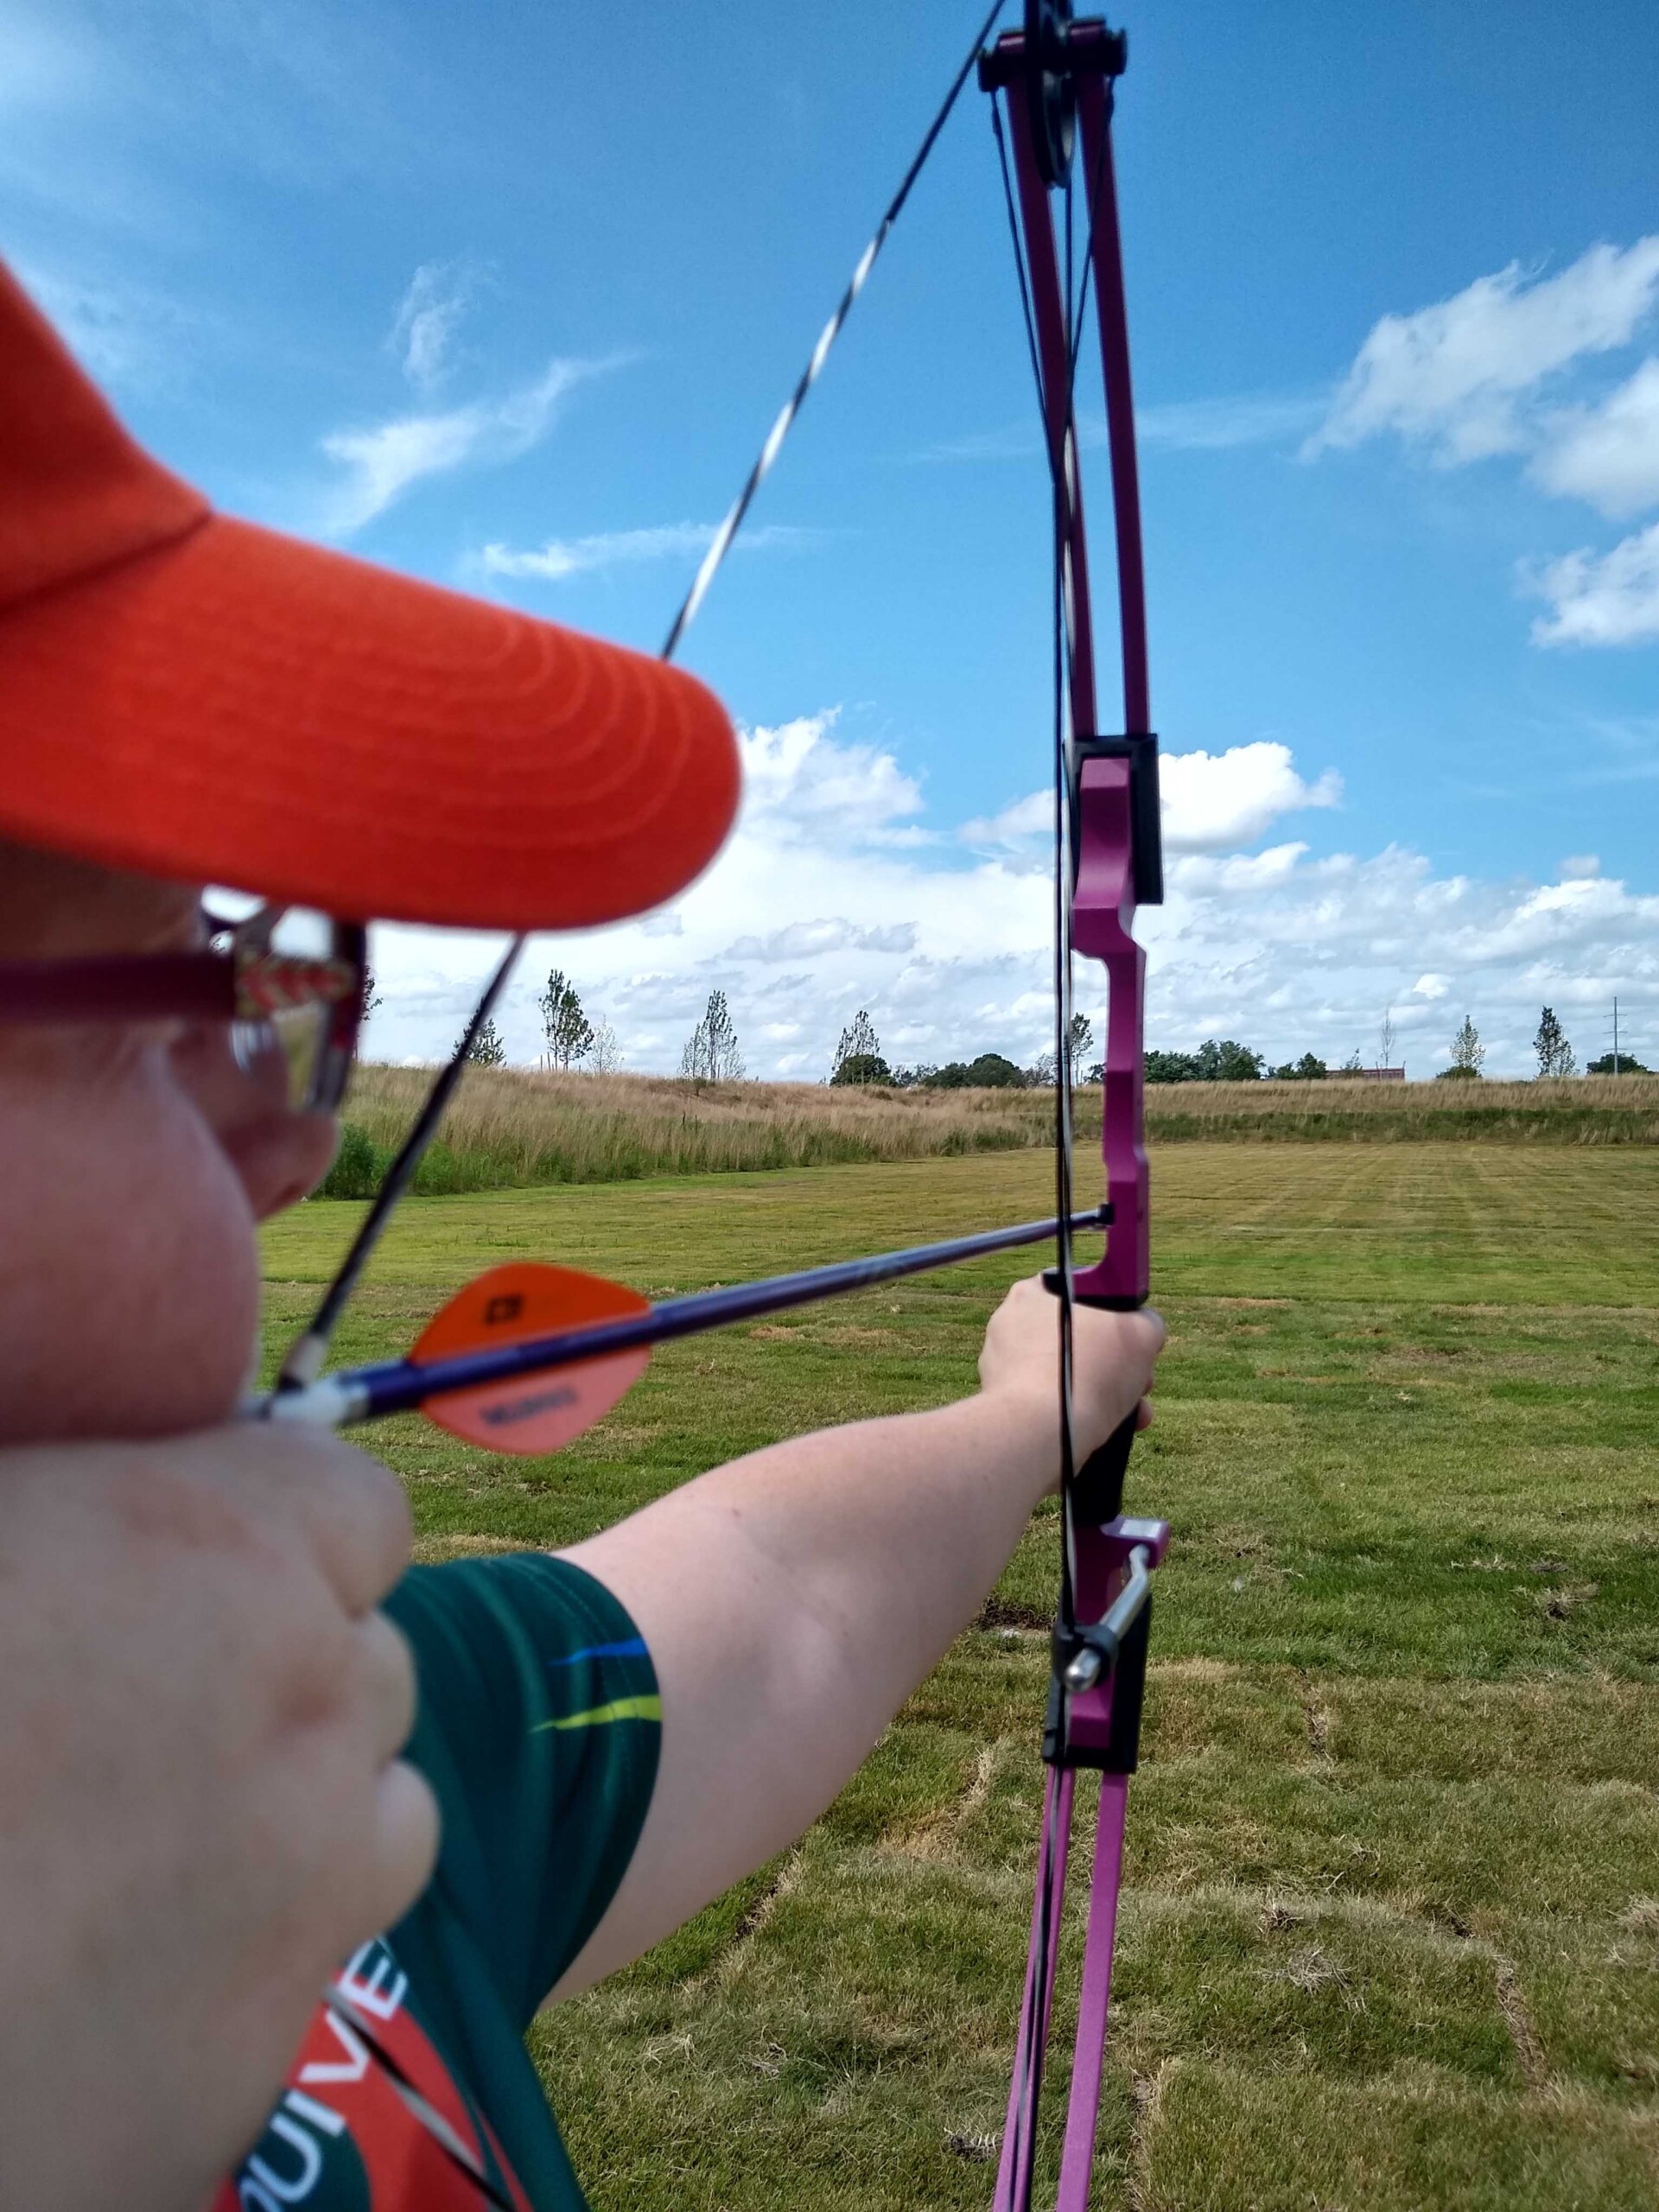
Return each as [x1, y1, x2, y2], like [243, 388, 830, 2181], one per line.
[263, 1144, 1659, 2208]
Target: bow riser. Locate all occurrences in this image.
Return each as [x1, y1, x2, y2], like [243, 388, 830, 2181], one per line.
[1071, 753, 1148, 1306]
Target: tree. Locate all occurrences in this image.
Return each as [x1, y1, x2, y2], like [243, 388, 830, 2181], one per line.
[1587, 1050, 1650, 1075]
[1270, 1053, 1328, 1081]
[681, 989, 743, 1082]
[921, 1052, 1026, 1090]
[455, 1014, 506, 1066]
[834, 1052, 893, 1086]
[539, 968, 594, 1071]
[1533, 1005, 1578, 1078]
[1023, 1015, 1093, 1090]
[1378, 1007, 1398, 1068]
[360, 962, 385, 1021]
[1145, 1048, 1198, 1084]
[1193, 1039, 1264, 1082]
[831, 1011, 886, 1084]
[1340, 1048, 1365, 1074]
[1065, 1012, 1094, 1079]
[1436, 1014, 1485, 1079]
[586, 1020, 623, 1074]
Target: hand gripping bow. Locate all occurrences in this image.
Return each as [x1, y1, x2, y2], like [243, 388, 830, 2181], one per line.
[980, 10, 1168, 2208]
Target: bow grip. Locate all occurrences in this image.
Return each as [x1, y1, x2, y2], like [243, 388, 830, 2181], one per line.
[1072, 1404, 1137, 1526]
[1042, 1271, 1145, 1522]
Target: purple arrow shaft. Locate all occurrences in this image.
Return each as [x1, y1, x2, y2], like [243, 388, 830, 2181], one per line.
[266, 1210, 1107, 1433]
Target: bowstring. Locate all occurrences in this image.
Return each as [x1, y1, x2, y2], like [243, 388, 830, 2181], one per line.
[279, 0, 1010, 1394]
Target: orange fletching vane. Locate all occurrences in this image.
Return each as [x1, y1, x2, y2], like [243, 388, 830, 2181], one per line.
[410, 1262, 651, 1454]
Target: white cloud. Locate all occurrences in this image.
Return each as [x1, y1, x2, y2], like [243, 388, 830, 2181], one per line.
[387, 260, 479, 391]
[475, 520, 810, 583]
[363, 715, 1659, 1083]
[962, 741, 1341, 859]
[1525, 523, 1659, 647]
[737, 711, 929, 848]
[1136, 391, 1326, 452]
[1160, 743, 1343, 851]
[725, 919, 918, 963]
[1531, 356, 1659, 518]
[917, 391, 1318, 467]
[1308, 238, 1659, 463]
[959, 790, 1052, 848]
[317, 355, 615, 535]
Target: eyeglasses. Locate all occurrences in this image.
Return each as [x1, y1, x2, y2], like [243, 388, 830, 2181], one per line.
[0, 905, 367, 1114]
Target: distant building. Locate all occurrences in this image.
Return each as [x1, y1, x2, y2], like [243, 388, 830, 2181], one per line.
[1355, 1065, 1406, 1082]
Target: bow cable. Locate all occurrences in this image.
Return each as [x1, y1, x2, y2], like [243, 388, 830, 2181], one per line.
[276, 1, 1010, 1395]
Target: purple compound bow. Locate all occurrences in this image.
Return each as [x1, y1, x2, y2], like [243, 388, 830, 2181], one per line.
[979, 10, 1168, 2208]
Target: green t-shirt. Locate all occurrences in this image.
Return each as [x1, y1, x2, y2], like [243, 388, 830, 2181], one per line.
[215, 1551, 660, 2212]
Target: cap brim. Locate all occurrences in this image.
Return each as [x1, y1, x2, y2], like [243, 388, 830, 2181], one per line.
[0, 514, 741, 930]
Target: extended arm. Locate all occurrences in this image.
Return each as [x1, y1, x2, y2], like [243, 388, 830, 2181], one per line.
[553, 1279, 1163, 1995]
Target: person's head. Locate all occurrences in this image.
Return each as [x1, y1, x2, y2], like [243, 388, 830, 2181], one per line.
[0, 264, 741, 1446]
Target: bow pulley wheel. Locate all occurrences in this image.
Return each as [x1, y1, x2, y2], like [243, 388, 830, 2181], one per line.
[1024, 0, 1077, 187]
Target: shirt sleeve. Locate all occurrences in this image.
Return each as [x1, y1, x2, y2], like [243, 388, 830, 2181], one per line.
[385, 1551, 661, 2029]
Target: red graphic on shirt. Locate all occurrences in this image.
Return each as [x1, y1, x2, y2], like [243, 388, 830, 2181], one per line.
[214, 1942, 533, 2210]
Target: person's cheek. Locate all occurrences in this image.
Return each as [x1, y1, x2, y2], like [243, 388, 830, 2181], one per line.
[0, 1053, 261, 1444]
[168, 1028, 341, 1221]
[219, 1109, 340, 1223]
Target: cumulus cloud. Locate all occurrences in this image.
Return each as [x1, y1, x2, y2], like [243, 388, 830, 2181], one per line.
[1531, 356, 1659, 518]
[1525, 522, 1659, 647]
[963, 741, 1341, 859]
[1160, 743, 1343, 851]
[387, 260, 479, 391]
[362, 712, 1658, 1083]
[1311, 238, 1659, 649]
[737, 712, 930, 848]
[724, 919, 918, 963]
[1308, 238, 1659, 463]
[316, 354, 618, 535]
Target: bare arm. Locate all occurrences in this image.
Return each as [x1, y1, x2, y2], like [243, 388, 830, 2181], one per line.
[553, 1279, 1164, 1995]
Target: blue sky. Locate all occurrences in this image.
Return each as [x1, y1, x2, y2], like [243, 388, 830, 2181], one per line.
[8, 0, 1659, 1077]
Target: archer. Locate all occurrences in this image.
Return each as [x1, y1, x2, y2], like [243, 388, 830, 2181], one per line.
[0, 260, 1162, 2207]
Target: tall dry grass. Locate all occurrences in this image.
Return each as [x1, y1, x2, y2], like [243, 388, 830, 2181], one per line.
[315, 1065, 1659, 1197]
[1143, 1074, 1659, 1145]
[321, 1065, 1069, 1195]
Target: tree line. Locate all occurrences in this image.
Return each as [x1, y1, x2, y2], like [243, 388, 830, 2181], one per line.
[830, 1010, 1097, 1090]
[444, 984, 1646, 1081]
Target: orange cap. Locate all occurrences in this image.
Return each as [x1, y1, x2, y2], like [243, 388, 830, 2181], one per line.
[0, 265, 741, 930]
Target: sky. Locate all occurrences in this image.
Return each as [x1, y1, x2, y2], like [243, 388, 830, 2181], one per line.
[7, 0, 1659, 1079]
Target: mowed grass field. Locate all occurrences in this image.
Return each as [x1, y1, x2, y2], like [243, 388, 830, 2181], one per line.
[261, 1144, 1659, 2209]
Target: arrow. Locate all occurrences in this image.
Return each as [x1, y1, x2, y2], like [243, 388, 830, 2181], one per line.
[261, 1208, 1107, 1452]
